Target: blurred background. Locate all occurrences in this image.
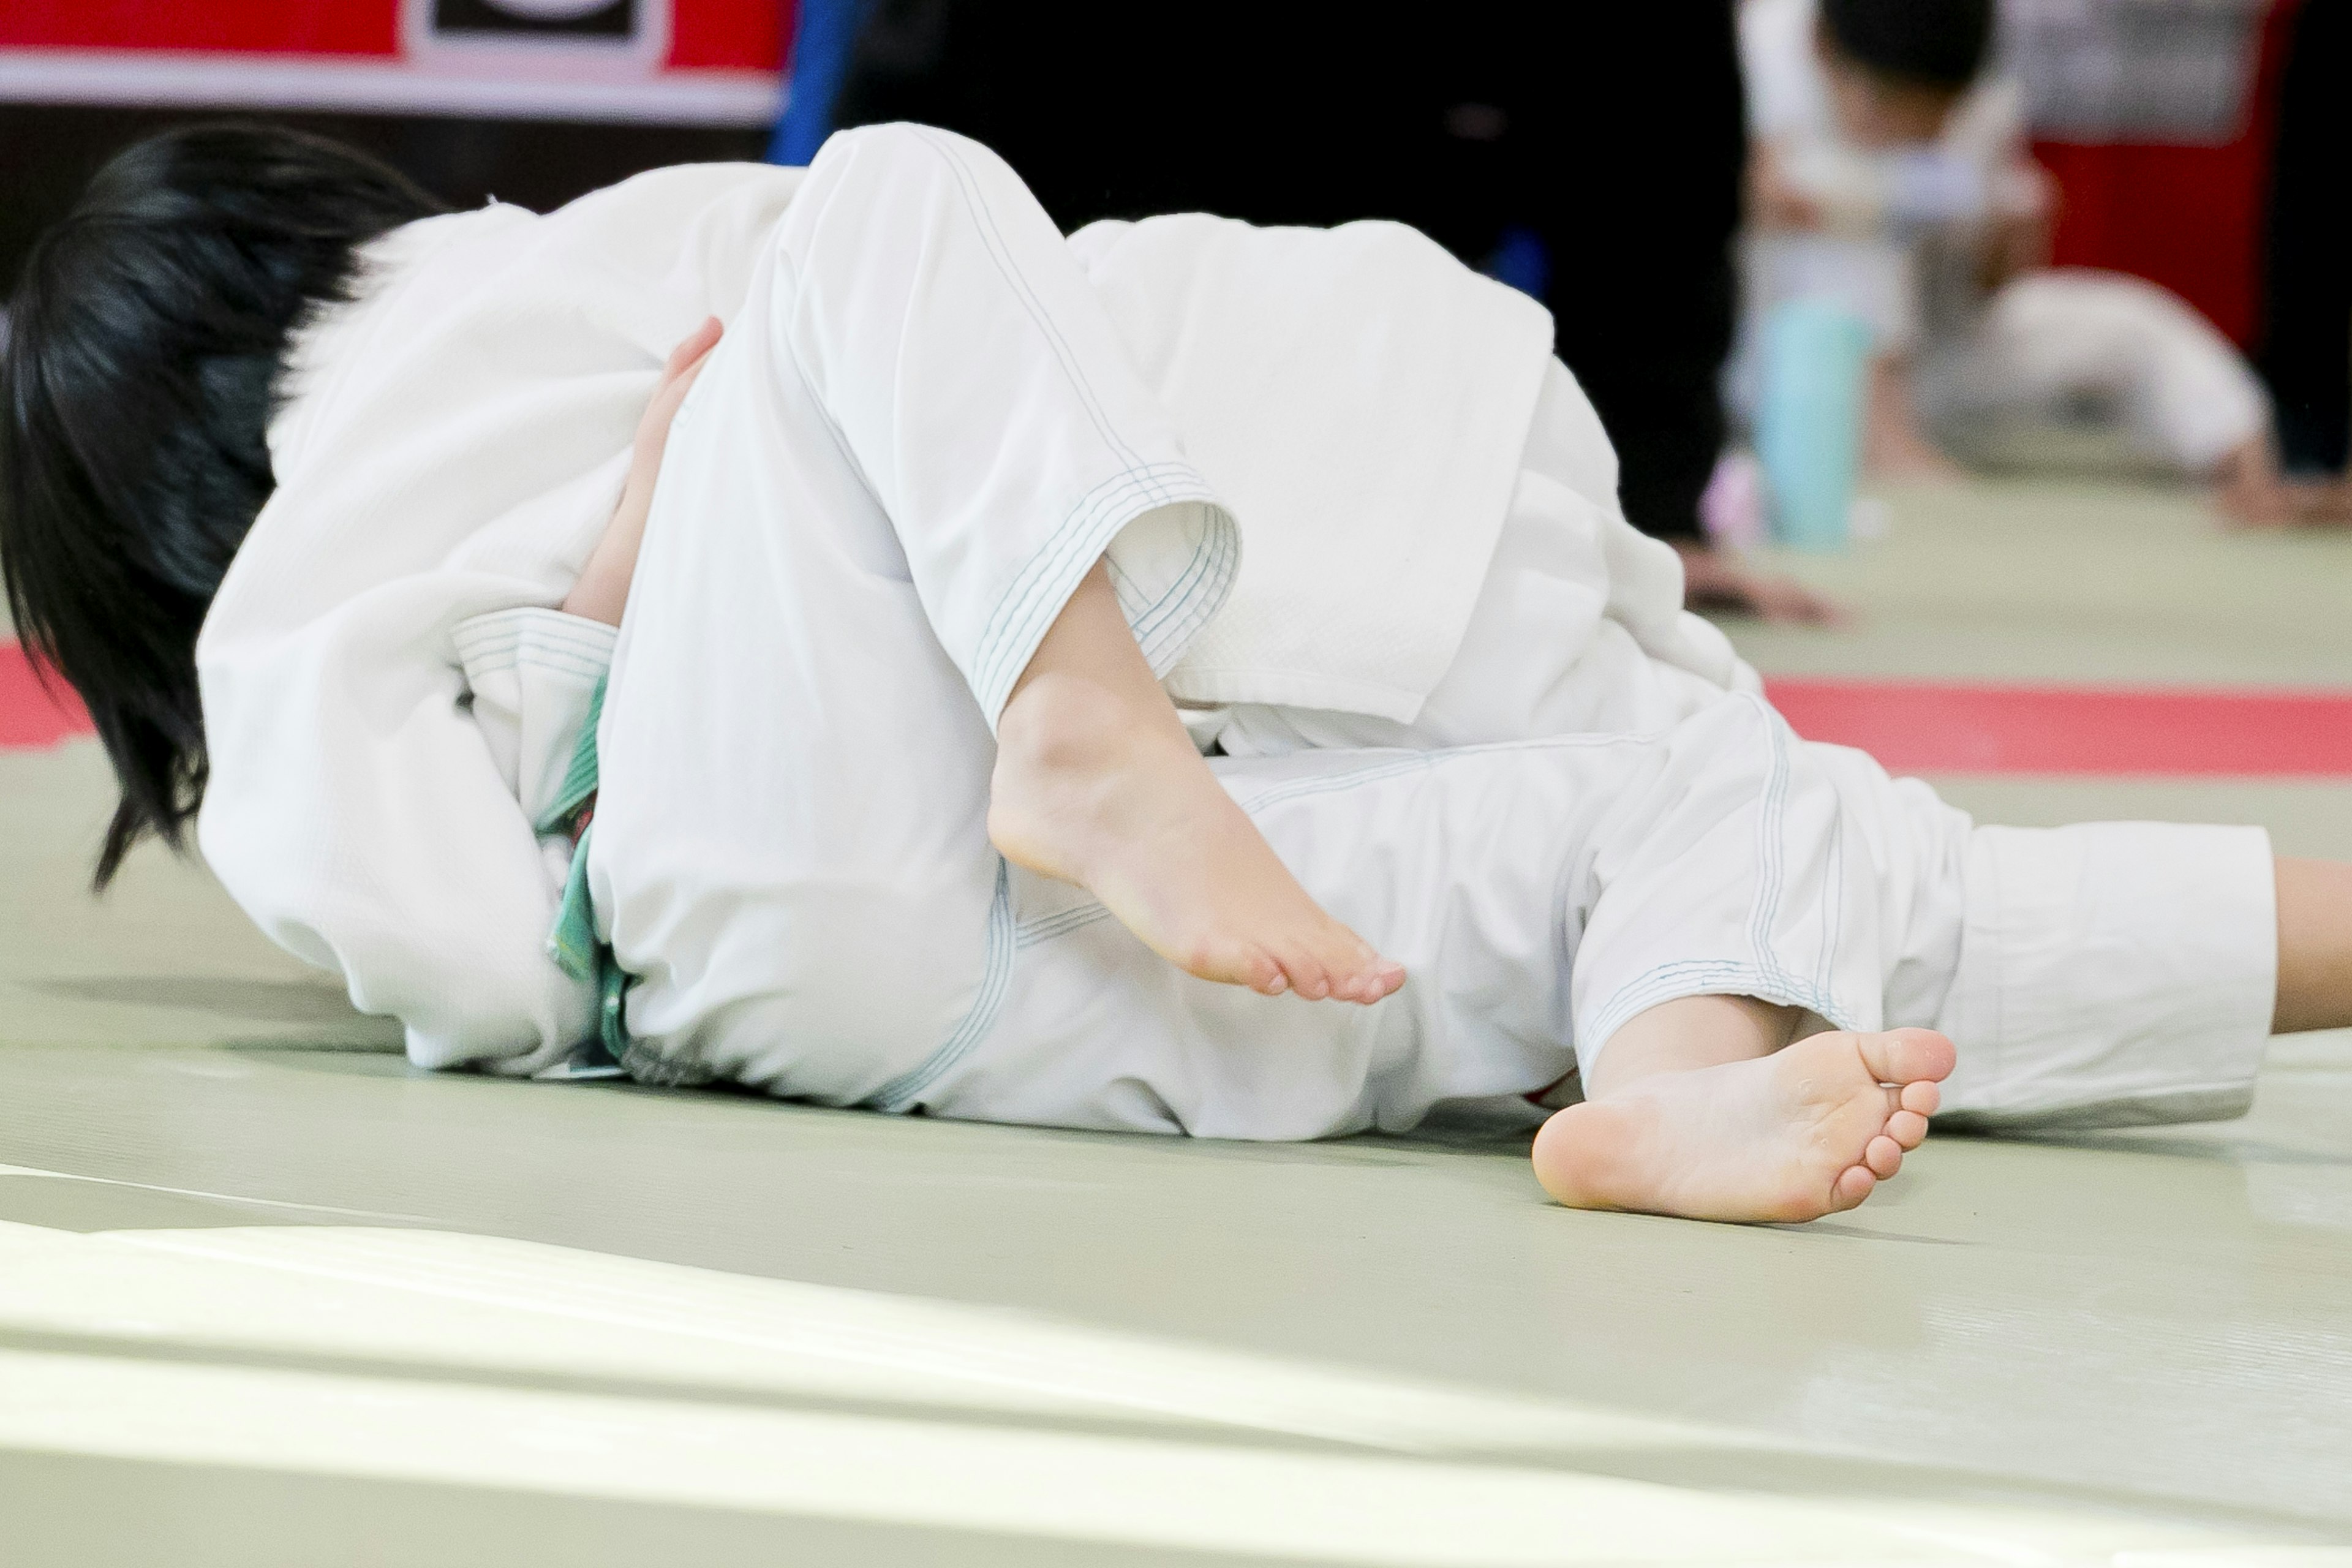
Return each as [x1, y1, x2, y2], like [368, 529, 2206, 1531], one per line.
[0, 0, 2312, 344]
[0, 1, 786, 275]
[4, 0, 2345, 612]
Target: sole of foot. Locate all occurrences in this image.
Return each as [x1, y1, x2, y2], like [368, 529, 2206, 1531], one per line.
[989, 671, 1406, 1004]
[1529, 1027, 1956, 1223]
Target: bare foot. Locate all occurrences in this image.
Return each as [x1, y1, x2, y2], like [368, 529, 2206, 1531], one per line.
[989, 670, 1406, 1003]
[1529, 1028, 1955, 1223]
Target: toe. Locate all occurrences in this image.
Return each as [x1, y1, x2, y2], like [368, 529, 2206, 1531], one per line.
[1273, 943, 1334, 1001]
[1856, 1028, 1957, 1087]
[1885, 1109, 1930, 1148]
[1828, 1165, 1877, 1212]
[1205, 940, 1287, 995]
[1321, 933, 1383, 1002]
[1333, 954, 1407, 1005]
[1324, 957, 1373, 1004]
[1899, 1080, 1941, 1117]
[1864, 1134, 1905, 1178]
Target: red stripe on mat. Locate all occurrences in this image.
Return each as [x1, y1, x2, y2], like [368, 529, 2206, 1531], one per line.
[1766, 678, 2352, 776]
[1, 639, 92, 749]
[4, 640, 2346, 775]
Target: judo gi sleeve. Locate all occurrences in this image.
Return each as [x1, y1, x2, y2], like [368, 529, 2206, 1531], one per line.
[197, 587, 600, 1076]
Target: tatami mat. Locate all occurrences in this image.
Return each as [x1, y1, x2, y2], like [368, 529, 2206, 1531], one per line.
[2, 477, 2348, 1564]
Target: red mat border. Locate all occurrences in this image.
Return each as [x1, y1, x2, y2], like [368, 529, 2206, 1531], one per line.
[0, 638, 88, 750]
[1763, 677, 2352, 777]
[4, 640, 2348, 775]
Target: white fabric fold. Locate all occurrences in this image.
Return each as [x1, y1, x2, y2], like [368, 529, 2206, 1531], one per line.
[1071, 214, 1555, 723]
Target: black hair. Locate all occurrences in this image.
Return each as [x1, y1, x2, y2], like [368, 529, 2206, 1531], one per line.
[1820, 0, 1995, 90]
[1, 123, 444, 886]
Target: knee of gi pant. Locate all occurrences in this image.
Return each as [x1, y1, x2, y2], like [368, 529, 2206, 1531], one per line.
[785, 122, 1019, 263]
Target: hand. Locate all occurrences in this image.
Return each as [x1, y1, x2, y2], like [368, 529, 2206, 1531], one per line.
[1675, 541, 1852, 626]
[1747, 142, 1825, 233]
[560, 316, 725, 625]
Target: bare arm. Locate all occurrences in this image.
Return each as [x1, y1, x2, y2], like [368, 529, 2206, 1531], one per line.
[562, 316, 724, 625]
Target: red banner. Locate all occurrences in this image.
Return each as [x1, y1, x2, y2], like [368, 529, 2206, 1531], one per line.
[0, 0, 786, 126]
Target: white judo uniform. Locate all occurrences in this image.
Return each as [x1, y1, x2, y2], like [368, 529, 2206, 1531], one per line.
[198, 124, 2279, 1143]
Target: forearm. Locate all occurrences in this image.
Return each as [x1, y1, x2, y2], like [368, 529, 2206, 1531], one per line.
[2274, 857, 2352, 1033]
[562, 316, 722, 627]
[560, 481, 647, 625]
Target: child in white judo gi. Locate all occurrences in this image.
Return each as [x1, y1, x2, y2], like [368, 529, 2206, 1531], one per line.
[7, 121, 2350, 1227]
[1739, 0, 2290, 513]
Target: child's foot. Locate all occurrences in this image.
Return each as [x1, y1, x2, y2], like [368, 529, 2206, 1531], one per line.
[1530, 1028, 1954, 1223]
[989, 671, 1406, 1003]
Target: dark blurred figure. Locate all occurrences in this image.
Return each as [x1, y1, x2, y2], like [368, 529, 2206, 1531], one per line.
[821, 0, 1837, 616]
[2256, 0, 2352, 519]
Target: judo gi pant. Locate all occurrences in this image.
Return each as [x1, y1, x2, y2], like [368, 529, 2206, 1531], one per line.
[589, 126, 2278, 1141]
[595, 372, 2277, 1138]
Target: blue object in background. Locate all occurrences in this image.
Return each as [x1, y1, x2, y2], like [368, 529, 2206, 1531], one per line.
[1755, 298, 1872, 552]
[1479, 225, 1553, 303]
[767, 0, 867, 167]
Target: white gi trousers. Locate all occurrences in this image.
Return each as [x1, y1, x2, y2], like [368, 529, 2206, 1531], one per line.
[589, 126, 2278, 1141]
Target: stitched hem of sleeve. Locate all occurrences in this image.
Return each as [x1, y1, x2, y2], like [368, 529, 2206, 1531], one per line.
[968, 469, 1236, 726]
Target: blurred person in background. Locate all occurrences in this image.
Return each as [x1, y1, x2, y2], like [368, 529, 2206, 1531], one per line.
[780, 0, 1840, 621]
[1738, 0, 2287, 516]
[2255, 0, 2352, 524]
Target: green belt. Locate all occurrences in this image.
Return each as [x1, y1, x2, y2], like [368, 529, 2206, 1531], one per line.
[535, 674, 629, 1073]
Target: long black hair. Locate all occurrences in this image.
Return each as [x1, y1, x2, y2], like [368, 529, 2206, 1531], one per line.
[1, 123, 445, 886]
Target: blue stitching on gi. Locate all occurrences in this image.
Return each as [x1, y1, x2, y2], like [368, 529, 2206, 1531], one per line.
[452, 615, 620, 682]
[1132, 515, 1240, 676]
[1226, 731, 1681, 820]
[973, 465, 1223, 710]
[1748, 698, 1793, 992]
[1107, 526, 1239, 680]
[1580, 697, 1858, 1056]
[1816, 807, 1847, 1008]
[453, 625, 619, 660]
[907, 127, 1168, 489]
[781, 131, 1223, 725]
[1009, 735, 1675, 955]
[866, 859, 1017, 1113]
[990, 466, 1200, 674]
[970, 465, 1223, 718]
[1104, 552, 1148, 619]
[891, 126, 1242, 714]
[456, 645, 616, 684]
[1126, 505, 1217, 648]
[1015, 903, 1115, 948]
